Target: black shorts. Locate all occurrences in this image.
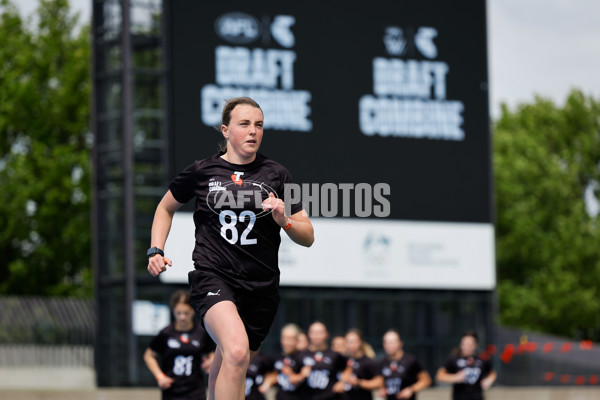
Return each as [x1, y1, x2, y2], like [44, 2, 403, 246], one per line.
[188, 270, 279, 351]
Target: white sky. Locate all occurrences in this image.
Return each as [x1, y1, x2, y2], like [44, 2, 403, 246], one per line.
[14, 0, 600, 119]
[488, 0, 600, 117]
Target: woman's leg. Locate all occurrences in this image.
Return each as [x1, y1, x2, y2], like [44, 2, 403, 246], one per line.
[206, 348, 221, 400]
[207, 347, 258, 400]
[204, 300, 250, 400]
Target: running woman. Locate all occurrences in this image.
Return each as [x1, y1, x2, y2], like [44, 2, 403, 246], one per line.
[147, 97, 314, 400]
[338, 328, 383, 400]
[298, 321, 348, 400]
[261, 323, 308, 400]
[378, 329, 431, 400]
[435, 330, 496, 400]
[143, 290, 215, 400]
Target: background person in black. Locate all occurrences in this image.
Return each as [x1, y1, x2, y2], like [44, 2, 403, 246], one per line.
[338, 329, 383, 400]
[378, 329, 431, 400]
[297, 321, 348, 400]
[143, 290, 215, 400]
[296, 330, 309, 352]
[147, 97, 315, 400]
[245, 351, 274, 400]
[261, 323, 307, 400]
[331, 334, 347, 356]
[435, 330, 497, 400]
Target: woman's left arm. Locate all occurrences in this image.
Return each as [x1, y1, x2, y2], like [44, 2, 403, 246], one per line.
[283, 209, 314, 247]
[263, 192, 314, 247]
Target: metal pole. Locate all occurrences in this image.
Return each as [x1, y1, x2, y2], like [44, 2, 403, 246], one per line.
[91, 0, 102, 385]
[121, 0, 137, 385]
[162, 0, 172, 183]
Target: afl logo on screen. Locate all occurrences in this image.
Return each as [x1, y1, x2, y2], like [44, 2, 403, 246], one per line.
[215, 12, 261, 44]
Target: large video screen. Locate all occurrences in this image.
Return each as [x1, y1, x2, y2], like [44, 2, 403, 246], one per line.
[162, 0, 495, 289]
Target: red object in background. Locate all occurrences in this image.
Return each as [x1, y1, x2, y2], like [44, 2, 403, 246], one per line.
[500, 344, 515, 364]
[544, 372, 554, 382]
[575, 376, 586, 385]
[560, 343, 572, 353]
[560, 374, 571, 384]
[542, 342, 555, 353]
[579, 340, 593, 350]
[517, 342, 538, 354]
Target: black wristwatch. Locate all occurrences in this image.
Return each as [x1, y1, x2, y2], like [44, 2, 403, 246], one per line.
[146, 247, 164, 258]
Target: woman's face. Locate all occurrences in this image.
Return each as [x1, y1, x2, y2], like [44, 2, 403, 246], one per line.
[308, 322, 328, 347]
[296, 332, 309, 351]
[281, 328, 299, 354]
[460, 335, 477, 357]
[222, 104, 264, 161]
[345, 332, 362, 354]
[331, 336, 347, 354]
[383, 331, 402, 356]
[173, 302, 194, 327]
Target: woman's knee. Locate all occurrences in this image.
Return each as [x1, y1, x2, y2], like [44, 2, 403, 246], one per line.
[222, 342, 250, 368]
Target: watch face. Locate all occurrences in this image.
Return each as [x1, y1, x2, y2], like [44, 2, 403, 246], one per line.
[147, 247, 162, 257]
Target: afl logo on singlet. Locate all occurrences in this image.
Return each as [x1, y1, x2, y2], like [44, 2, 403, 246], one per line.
[206, 179, 278, 219]
[215, 12, 261, 44]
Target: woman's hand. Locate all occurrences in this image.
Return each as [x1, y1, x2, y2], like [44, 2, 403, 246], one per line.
[147, 254, 172, 277]
[156, 373, 174, 389]
[262, 192, 288, 227]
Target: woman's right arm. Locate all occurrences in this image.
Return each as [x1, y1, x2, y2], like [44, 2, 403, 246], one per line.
[143, 347, 173, 388]
[147, 190, 184, 277]
[435, 367, 465, 384]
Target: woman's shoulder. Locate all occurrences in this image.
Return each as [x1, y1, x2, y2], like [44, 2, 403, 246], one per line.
[180, 154, 234, 178]
[176, 154, 219, 173]
[255, 153, 295, 178]
[197, 153, 224, 168]
[152, 323, 175, 339]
